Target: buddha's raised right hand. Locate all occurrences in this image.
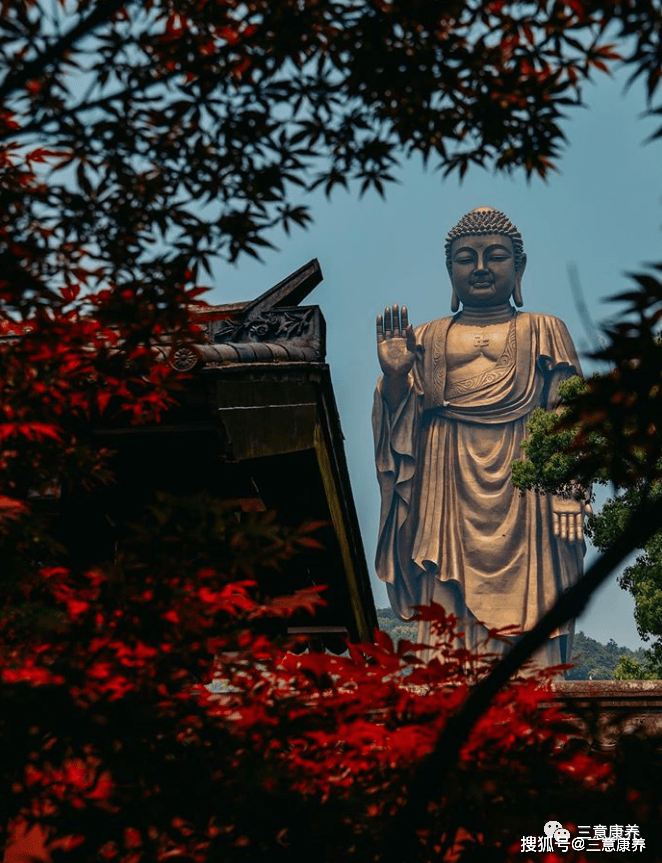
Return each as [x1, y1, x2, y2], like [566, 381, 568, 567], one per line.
[376, 304, 417, 378]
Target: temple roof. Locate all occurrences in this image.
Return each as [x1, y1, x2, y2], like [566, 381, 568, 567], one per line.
[99, 259, 377, 650]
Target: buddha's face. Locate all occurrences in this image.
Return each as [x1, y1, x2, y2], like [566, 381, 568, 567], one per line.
[448, 233, 524, 308]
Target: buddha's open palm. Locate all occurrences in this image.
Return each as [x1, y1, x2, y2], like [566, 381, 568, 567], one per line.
[376, 304, 416, 377]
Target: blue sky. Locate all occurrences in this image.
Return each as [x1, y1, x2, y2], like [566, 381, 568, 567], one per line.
[211, 66, 661, 650]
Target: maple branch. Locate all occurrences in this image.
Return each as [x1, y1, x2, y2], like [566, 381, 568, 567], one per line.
[381, 491, 662, 863]
[0, 0, 136, 105]
[3, 82, 149, 142]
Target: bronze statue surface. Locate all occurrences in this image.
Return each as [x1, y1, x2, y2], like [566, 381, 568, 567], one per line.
[373, 207, 587, 667]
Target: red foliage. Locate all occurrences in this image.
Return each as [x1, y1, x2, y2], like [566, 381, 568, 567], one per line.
[0, 553, 638, 863]
[0, 406, 640, 863]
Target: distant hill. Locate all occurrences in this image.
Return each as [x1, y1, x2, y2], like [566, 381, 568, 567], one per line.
[567, 631, 649, 680]
[376, 608, 647, 680]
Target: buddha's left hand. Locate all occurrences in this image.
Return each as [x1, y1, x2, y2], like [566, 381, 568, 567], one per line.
[551, 495, 592, 542]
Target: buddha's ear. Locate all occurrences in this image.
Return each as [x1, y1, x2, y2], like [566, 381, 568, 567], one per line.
[448, 261, 460, 312]
[513, 253, 527, 308]
[513, 282, 523, 308]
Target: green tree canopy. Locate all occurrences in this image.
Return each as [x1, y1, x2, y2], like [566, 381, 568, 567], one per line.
[513, 374, 662, 677]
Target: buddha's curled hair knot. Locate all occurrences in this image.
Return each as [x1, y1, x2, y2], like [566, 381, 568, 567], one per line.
[445, 207, 525, 271]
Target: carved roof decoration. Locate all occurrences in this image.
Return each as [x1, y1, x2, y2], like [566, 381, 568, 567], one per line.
[165, 259, 325, 372]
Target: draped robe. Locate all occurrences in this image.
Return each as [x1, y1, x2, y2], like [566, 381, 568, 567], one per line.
[373, 311, 584, 661]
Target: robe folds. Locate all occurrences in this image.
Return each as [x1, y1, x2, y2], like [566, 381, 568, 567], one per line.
[373, 311, 584, 654]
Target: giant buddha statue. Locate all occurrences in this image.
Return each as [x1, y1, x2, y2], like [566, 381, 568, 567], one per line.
[373, 207, 587, 667]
